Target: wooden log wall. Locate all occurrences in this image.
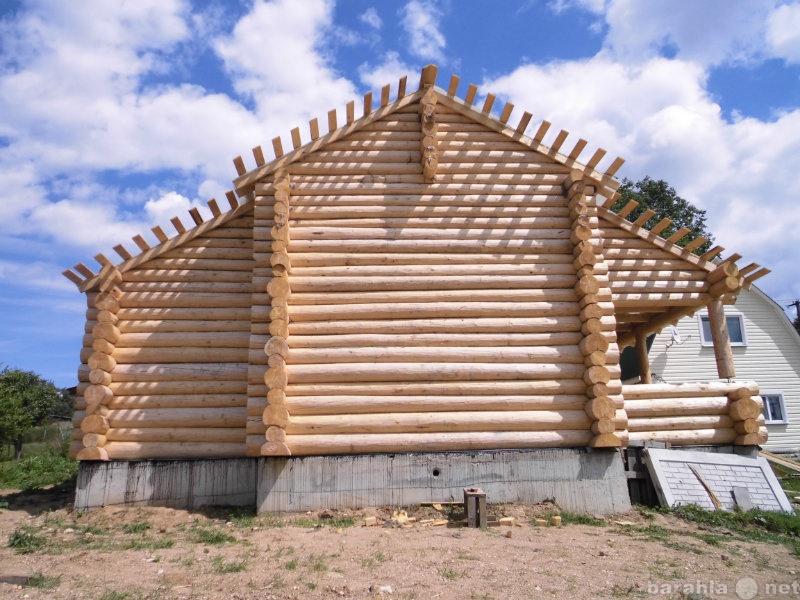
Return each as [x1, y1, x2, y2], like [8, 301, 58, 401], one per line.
[564, 174, 627, 447]
[262, 99, 602, 455]
[624, 381, 767, 445]
[73, 214, 254, 459]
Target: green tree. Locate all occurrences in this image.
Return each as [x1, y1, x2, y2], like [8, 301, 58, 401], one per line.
[0, 368, 60, 459]
[611, 176, 714, 255]
[794, 315, 800, 337]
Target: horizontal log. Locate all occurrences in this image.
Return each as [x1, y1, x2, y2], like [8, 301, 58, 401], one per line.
[285, 394, 587, 415]
[77, 447, 109, 461]
[120, 281, 255, 294]
[290, 316, 582, 336]
[287, 362, 585, 384]
[286, 410, 591, 435]
[729, 396, 764, 421]
[107, 394, 247, 410]
[286, 379, 588, 397]
[118, 292, 253, 309]
[289, 262, 576, 277]
[624, 397, 730, 418]
[622, 381, 758, 400]
[123, 269, 252, 283]
[116, 307, 252, 321]
[286, 430, 593, 455]
[291, 217, 573, 230]
[288, 301, 579, 321]
[138, 258, 253, 271]
[107, 407, 248, 428]
[628, 428, 737, 445]
[291, 288, 578, 306]
[110, 380, 246, 395]
[286, 345, 583, 364]
[289, 332, 583, 348]
[114, 331, 251, 348]
[108, 363, 249, 382]
[289, 226, 572, 241]
[111, 347, 248, 364]
[289, 239, 573, 254]
[288, 275, 578, 293]
[628, 415, 734, 432]
[106, 427, 246, 443]
[117, 319, 253, 333]
[288, 251, 573, 267]
[103, 442, 247, 459]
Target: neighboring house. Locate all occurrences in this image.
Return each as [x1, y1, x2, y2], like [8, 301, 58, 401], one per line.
[650, 286, 800, 453]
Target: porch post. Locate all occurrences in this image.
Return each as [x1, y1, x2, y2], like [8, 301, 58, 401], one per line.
[707, 299, 736, 380]
[635, 332, 652, 384]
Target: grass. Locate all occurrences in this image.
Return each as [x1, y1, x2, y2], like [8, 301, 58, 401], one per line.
[188, 525, 236, 545]
[8, 526, 47, 553]
[293, 514, 358, 529]
[121, 521, 151, 534]
[439, 567, 465, 580]
[212, 555, 248, 574]
[26, 572, 61, 589]
[672, 504, 800, 555]
[0, 454, 77, 490]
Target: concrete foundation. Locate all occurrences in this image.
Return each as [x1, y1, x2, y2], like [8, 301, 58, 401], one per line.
[74, 448, 632, 515]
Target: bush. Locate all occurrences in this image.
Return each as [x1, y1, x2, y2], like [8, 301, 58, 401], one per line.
[0, 454, 78, 490]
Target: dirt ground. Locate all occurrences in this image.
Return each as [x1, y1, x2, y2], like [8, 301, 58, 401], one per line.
[1, 485, 798, 600]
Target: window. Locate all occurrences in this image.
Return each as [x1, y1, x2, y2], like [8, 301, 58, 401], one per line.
[698, 314, 747, 346]
[762, 393, 788, 425]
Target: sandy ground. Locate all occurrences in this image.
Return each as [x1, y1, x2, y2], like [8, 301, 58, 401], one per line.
[0, 485, 798, 600]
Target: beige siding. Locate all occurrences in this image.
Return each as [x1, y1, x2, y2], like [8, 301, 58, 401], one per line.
[651, 288, 800, 452]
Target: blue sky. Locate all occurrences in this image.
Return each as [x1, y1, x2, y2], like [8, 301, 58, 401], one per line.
[1, 0, 799, 387]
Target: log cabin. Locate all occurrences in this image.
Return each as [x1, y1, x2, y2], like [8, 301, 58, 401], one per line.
[63, 65, 770, 510]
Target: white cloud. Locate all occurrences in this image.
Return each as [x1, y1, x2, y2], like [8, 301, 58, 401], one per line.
[579, 0, 775, 67]
[360, 7, 383, 29]
[767, 3, 800, 63]
[400, 0, 446, 63]
[29, 199, 143, 250]
[214, 0, 357, 134]
[359, 51, 416, 91]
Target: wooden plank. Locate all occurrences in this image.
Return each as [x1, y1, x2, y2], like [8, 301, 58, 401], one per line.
[63, 269, 85, 285]
[568, 139, 587, 160]
[132, 235, 150, 252]
[465, 84, 477, 106]
[309, 117, 320, 140]
[381, 84, 390, 107]
[113, 244, 132, 261]
[151, 226, 169, 243]
[499, 102, 514, 124]
[327, 109, 337, 132]
[585, 148, 606, 170]
[346, 100, 355, 124]
[252, 145, 266, 166]
[447, 74, 459, 97]
[189, 208, 203, 226]
[515, 111, 532, 134]
[617, 200, 638, 219]
[632, 209, 656, 227]
[171, 216, 186, 234]
[533, 121, 550, 142]
[481, 93, 496, 115]
[272, 136, 284, 158]
[233, 156, 246, 176]
[605, 157, 625, 176]
[397, 76, 407, 99]
[207, 199, 221, 218]
[419, 64, 438, 88]
[363, 91, 373, 116]
[291, 127, 302, 149]
[225, 191, 239, 209]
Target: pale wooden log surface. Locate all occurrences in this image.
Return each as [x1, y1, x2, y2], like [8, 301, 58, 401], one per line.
[287, 302, 579, 321]
[107, 394, 247, 409]
[287, 275, 578, 293]
[289, 263, 576, 277]
[286, 345, 583, 364]
[624, 397, 730, 417]
[288, 226, 572, 241]
[118, 292, 253, 308]
[124, 269, 253, 283]
[285, 410, 591, 435]
[289, 332, 583, 348]
[288, 238, 573, 254]
[106, 428, 245, 443]
[111, 347, 248, 364]
[109, 380, 246, 395]
[107, 407, 247, 428]
[115, 331, 251, 348]
[285, 430, 594, 455]
[116, 307, 252, 321]
[286, 362, 585, 383]
[288, 252, 574, 267]
[103, 442, 247, 459]
[628, 429, 737, 445]
[286, 379, 587, 396]
[291, 216, 572, 229]
[284, 394, 587, 415]
[291, 289, 578, 306]
[288, 194, 570, 208]
[117, 320, 252, 334]
[289, 316, 582, 335]
[107, 363, 249, 382]
[622, 381, 758, 400]
[628, 415, 734, 432]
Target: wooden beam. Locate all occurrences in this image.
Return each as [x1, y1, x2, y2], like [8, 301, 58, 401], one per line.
[567, 139, 587, 160]
[346, 100, 355, 124]
[700, 245, 724, 261]
[499, 102, 514, 124]
[272, 136, 284, 158]
[550, 130, 569, 153]
[481, 93, 495, 115]
[225, 191, 238, 209]
[132, 235, 150, 252]
[207, 198, 221, 218]
[585, 148, 606, 170]
[113, 244, 132, 261]
[708, 299, 735, 379]
[635, 332, 652, 384]
[309, 117, 320, 140]
[515, 111, 532, 134]
[252, 145, 266, 166]
[419, 64, 438, 88]
[151, 226, 168, 243]
[617, 200, 638, 219]
[363, 91, 373, 116]
[464, 84, 477, 106]
[233, 156, 246, 176]
[188, 207, 203, 226]
[327, 109, 337, 133]
[632, 209, 656, 227]
[170, 216, 186, 234]
[291, 127, 302, 149]
[605, 157, 625, 177]
[397, 76, 407, 99]
[381, 84, 390, 107]
[447, 74, 459, 97]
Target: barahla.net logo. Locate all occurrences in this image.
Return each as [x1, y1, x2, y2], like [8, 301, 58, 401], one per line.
[648, 577, 800, 598]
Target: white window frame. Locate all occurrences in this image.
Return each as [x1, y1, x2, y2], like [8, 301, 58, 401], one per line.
[697, 313, 747, 347]
[762, 392, 788, 425]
